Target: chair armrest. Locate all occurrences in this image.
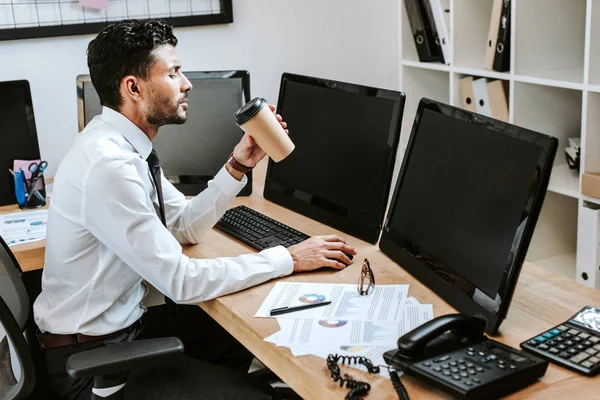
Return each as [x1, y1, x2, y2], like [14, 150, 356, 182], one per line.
[66, 337, 184, 379]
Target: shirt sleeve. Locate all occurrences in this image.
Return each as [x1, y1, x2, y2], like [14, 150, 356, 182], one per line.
[83, 157, 293, 304]
[161, 166, 247, 245]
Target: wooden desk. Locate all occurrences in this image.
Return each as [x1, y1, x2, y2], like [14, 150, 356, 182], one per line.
[0, 203, 48, 272]
[6, 163, 600, 398]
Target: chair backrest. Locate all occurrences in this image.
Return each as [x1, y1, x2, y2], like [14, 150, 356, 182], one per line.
[0, 235, 36, 399]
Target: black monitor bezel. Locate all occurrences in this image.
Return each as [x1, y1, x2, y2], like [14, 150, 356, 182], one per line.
[263, 72, 405, 243]
[76, 70, 253, 196]
[0, 80, 42, 206]
[379, 97, 558, 334]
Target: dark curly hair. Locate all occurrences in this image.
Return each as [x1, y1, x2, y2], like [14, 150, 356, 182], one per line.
[87, 19, 178, 110]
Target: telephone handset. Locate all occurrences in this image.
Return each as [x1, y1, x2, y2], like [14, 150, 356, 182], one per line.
[384, 314, 548, 399]
[396, 314, 486, 361]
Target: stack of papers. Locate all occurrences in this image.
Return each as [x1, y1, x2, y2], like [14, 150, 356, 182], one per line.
[256, 282, 433, 378]
[0, 210, 48, 246]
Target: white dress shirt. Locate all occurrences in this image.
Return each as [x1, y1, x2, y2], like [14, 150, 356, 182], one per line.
[33, 107, 293, 336]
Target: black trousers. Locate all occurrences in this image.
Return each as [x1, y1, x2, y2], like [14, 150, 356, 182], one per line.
[41, 303, 277, 400]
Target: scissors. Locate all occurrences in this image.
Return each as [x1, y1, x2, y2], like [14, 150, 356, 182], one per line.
[27, 160, 48, 195]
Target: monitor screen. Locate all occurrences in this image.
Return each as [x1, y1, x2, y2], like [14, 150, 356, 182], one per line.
[380, 98, 557, 334]
[263, 73, 405, 243]
[76, 71, 252, 195]
[0, 80, 42, 206]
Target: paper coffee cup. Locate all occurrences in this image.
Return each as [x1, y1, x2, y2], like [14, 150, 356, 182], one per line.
[234, 97, 295, 162]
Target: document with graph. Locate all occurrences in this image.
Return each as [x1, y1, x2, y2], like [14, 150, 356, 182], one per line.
[275, 304, 433, 347]
[255, 282, 409, 323]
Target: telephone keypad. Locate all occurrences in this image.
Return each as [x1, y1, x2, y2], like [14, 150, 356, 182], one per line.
[414, 339, 543, 394]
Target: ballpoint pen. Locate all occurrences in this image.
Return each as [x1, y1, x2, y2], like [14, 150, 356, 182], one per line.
[269, 301, 332, 316]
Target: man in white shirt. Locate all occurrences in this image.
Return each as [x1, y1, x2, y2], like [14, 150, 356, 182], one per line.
[33, 19, 356, 400]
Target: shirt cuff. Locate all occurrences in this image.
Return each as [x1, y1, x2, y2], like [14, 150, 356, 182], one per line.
[210, 166, 248, 198]
[262, 246, 294, 277]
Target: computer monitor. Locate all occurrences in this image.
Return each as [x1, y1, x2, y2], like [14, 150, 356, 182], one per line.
[76, 71, 253, 196]
[379, 98, 558, 334]
[263, 73, 405, 243]
[0, 80, 43, 206]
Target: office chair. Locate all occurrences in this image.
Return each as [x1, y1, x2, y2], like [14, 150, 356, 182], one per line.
[0, 235, 184, 400]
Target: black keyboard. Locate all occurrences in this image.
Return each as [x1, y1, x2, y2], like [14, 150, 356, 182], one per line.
[520, 306, 600, 376]
[215, 205, 310, 251]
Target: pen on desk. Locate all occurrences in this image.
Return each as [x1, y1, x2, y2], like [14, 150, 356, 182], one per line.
[270, 301, 332, 316]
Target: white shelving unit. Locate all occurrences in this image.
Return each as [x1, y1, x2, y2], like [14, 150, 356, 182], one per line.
[398, 0, 600, 286]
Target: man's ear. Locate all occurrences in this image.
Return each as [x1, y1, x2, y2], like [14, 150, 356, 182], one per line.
[122, 75, 143, 102]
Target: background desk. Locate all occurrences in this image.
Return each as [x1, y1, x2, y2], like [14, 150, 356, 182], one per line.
[5, 163, 600, 399]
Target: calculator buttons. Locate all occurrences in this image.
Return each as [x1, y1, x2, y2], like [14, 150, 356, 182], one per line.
[550, 328, 562, 335]
[579, 333, 591, 340]
[589, 356, 600, 364]
[581, 361, 594, 369]
[570, 353, 590, 364]
[589, 337, 600, 343]
[557, 325, 569, 331]
[434, 355, 451, 363]
[568, 329, 581, 336]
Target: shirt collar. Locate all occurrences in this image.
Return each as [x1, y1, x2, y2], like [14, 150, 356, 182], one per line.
[100, 106, 153, 160]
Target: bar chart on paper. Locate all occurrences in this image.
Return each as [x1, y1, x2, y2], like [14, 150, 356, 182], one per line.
[0, 0, 222, 29]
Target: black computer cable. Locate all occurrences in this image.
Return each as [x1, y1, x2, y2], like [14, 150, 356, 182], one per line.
[326, 353, 409, 400]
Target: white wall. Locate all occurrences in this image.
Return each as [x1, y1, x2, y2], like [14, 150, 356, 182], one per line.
[0, 0, 399, 176]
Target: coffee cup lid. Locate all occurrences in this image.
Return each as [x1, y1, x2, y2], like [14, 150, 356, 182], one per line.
[234, 97, 268, 126]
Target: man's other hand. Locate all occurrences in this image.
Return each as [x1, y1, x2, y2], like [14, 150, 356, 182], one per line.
[232, 105, 288, 167]
[287, 235, 357, 273]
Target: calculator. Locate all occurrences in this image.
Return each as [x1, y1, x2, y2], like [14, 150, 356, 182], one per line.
[520, 305, 600, 376]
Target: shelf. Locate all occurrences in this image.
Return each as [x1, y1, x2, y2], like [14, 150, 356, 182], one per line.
[515, 0, 586, 84]
[582, 194, 600, 207]
[547, 164, 580, 199]
[513, 68, 585, 91]
[585, 92, 600, 173]
[453, 0, 495, 70]
[452, 66, 511, 81]
[402, 60, 450, 73]
[512, 82, 582, 167]
[534, 252, 577, 280]
[526, 192, 578, 263]
[588, 0, 600, 85]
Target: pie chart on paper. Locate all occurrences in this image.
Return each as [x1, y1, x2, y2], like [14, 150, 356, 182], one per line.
[298, 293, 326, 304]
[318, 320, 348, 328]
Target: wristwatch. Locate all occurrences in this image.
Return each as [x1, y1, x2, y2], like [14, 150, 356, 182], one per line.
[227, 152, 254, 173]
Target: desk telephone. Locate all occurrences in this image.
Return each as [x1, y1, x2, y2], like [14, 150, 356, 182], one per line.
[383, 314, 548, 399]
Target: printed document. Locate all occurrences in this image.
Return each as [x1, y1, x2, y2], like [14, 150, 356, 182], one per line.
[255, 282, 409, 323]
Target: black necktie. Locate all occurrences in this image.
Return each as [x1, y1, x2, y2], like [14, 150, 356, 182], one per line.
[146, 150, 167, 227]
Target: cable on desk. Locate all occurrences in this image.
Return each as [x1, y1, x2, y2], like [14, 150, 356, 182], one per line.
[326, 353, 409, 400]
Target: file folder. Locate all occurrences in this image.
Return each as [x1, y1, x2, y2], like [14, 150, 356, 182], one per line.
[459, 76, 477, 112]
[428, 0, 451, 65]
[404, 0, 442, 62]
[485, 0, 503, 70]
[486, 80, 509, 122]
[472, 78, 492, 117]
[576, 203, 600, 289]
[493, 0, 511, 72]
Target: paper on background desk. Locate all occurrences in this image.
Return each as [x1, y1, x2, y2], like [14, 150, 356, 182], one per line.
[255, 282, 409, 322]
[276, 304, 433, 347]
[0, 210, 48, 246]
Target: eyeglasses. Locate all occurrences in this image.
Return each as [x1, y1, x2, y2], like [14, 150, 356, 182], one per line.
[358, 258, 375, 296]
